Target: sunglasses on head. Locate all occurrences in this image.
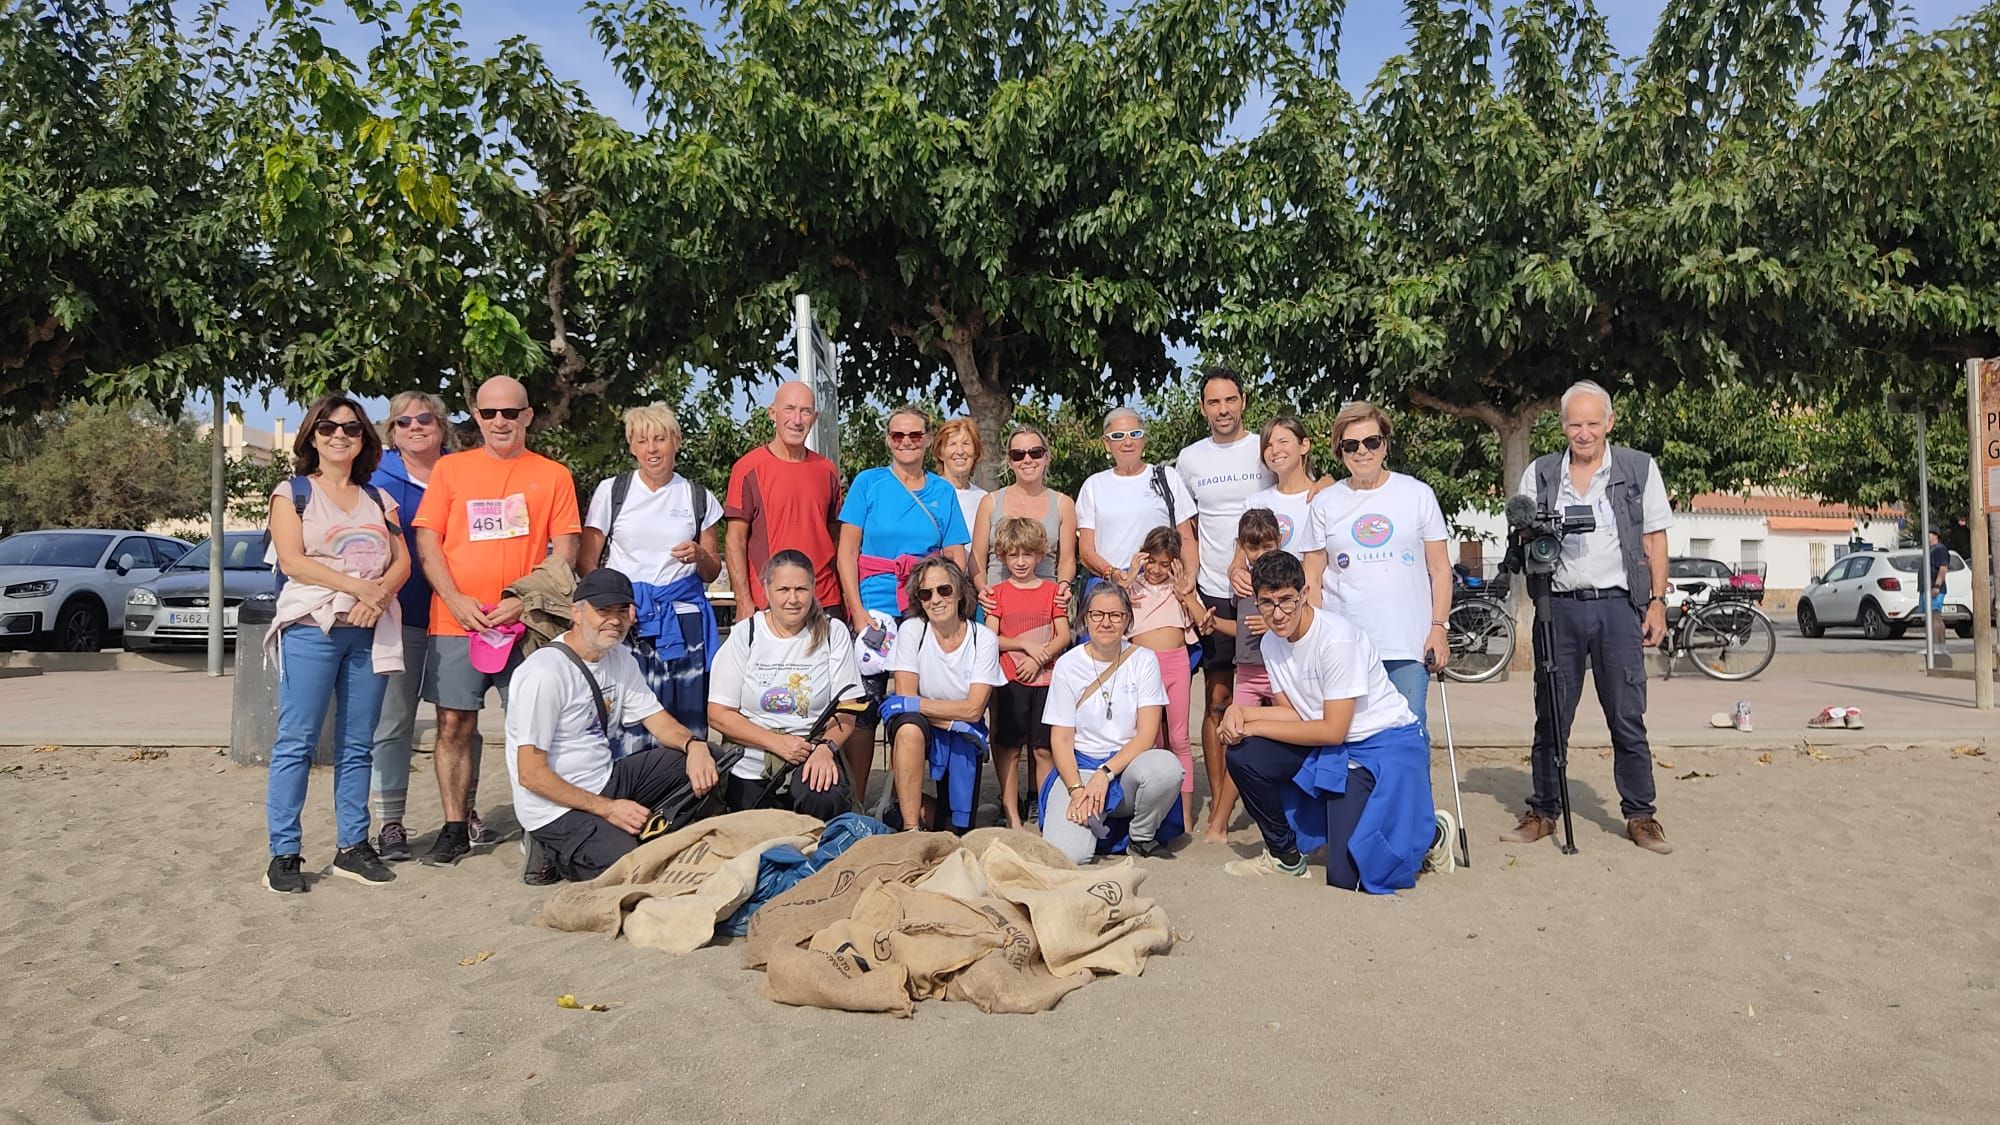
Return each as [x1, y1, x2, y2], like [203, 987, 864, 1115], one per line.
[918, 583, 956, 602]
[887, 429, 927, 444]
[1104, 428, 1146, 442]
[477, 407, 527, 421]
[1338, 434, 1385, 454]
[1007, 446, 1048, 462]
[392, 412, 437, 428]
[313, 420, 366, 438]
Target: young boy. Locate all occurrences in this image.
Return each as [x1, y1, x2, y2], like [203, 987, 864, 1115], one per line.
[1200, 507, 1282, 842]
[1217, 550, 1436, 892]
[989, 517, 1069, 829]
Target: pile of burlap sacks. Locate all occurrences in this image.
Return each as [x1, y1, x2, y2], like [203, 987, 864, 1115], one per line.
[537, 810, 1173, 1016]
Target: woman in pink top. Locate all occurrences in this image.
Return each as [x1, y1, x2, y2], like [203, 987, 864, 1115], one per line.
[1126, 526, 1204, 827]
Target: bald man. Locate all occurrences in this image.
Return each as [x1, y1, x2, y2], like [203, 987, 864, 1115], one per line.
[411, 375, 582, 866]
[723, 380, 845, 615]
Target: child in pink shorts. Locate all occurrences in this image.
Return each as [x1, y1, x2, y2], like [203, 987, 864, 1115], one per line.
[1127, 525, 1204, 828]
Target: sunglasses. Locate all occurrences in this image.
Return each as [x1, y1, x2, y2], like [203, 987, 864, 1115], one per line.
[1104, 428, 1146, 442]
[313, 420, 366, 438]
[392, 412, 437, 428]
[887, 430, 928, 444]
[1338, 434, 1385, 454]
[1007, 446, 1049, 462]
[477, 407, 527, 421]
[918, 583, 956, 602]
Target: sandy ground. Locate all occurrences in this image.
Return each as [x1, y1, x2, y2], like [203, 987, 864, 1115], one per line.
[4, 739, 1998, 1124]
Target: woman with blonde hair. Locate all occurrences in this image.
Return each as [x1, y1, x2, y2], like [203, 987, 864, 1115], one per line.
[367, 390, 457, 862]
[970, 423, 1077, 610]
[579, 403, 723, 749]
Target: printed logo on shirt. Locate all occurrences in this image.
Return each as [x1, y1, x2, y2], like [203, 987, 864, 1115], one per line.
[1400, 549, 1417, 567]
[1351, 513, 1394, 548]
[1276, 513, 1295, 547]
[589, 690, 614, 736]
[1335, 552, 1352, 570]
[760, 675, 810, 719]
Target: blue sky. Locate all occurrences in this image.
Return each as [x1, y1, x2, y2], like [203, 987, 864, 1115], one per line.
[215, 0, 1988, 430]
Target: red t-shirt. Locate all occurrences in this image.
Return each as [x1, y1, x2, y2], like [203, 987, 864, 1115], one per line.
[724, 444, 842, 610]
[991, 578, 1060, 686]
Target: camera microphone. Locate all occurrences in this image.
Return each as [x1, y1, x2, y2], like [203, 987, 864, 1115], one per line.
[1505, 493, 1537, 530]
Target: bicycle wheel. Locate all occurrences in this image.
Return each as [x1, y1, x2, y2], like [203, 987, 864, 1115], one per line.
[1444, 598, 1513, 683]
[1682, 601, 1775, 681]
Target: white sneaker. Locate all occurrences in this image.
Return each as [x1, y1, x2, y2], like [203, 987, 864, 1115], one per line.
[1223, 851, 1308, 879]
[1843, 708, 1865, 729]
[1423, 810, 1457, 874]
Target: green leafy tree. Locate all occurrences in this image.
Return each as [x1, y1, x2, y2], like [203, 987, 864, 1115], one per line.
[0, 402, 209, 533]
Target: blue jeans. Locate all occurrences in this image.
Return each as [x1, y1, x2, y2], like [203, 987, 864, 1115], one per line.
[1382, 659, 1429, 734]
[267, 624, 388, 855]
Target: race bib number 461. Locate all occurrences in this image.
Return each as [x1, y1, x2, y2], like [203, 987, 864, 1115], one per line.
[467, 494, 531, 541]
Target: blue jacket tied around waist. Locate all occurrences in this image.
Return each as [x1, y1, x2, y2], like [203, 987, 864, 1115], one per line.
[881, 694, 987, 830]
[634, 573, 717, 664]
[1285, 721, 1435, 893]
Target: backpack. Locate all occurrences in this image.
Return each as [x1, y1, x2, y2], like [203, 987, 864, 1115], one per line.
[600, 471, 709, 568]
[1149, 464, 1177, 526]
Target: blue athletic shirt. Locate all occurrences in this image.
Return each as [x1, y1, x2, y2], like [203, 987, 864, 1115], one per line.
[838, 467, 971, 618]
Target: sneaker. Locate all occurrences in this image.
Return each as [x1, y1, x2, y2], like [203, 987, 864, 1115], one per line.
[1423, 809, 1457, 874]
[263, 854, 307, 894]
[421, 822, 471, 867]
[1130, 839, 1173, 861]
[1223, 850, 1308, 879]
[1807, 707, 1844, 729]
[1843, 708, 1865, 730]
[331, 840, 396, 886]
[466, 809, 499, 845]
[1627, 816, 1674, 855]
[1499, 809, 1557, 844]
[377, 821, 412, 863]
[521, 834, 560, 886]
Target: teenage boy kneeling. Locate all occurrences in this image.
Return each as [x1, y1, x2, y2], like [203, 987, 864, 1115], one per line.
[1217, 550, 1436, 892]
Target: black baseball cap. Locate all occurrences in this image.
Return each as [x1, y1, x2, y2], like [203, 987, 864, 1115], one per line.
[572, 567, 636, 608]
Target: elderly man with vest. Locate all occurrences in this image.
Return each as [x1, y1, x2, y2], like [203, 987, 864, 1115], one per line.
[1502, 380, 1675, 855]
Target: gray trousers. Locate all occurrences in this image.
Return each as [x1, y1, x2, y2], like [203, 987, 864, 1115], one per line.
[1041, 747, 1184, 864]
[1529, 594, 1658, 819]
[370, 624, 483, 823]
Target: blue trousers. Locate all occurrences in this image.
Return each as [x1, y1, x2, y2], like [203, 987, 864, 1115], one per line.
[1382, 658, 1429, 733]
[1530, 595, 1657, 819]
[267, 624, 388, 855]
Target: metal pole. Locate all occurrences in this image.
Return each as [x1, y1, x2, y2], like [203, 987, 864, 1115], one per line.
[207, 377, 226, 676]
[1968, 359, 1995, 708]
[1917, 407, 1934, 670]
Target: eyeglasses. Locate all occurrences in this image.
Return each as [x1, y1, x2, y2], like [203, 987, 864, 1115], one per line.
[1104, 428, 1146, 442]
[392, 412, 437, 428]
[1254, 594, 1302, 616]
[1338, 434, 1385, 454]
[477, 407, 527, 421]
[887, 430, 927, 444]
[918, 583, 956, 602]
[1007, 446, 1048, 462]
[1085, 609, 1128, 623]
[313, 420, 366, 438]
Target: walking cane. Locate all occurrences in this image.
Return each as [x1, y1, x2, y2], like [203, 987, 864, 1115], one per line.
[1429, 656, 1472, 869]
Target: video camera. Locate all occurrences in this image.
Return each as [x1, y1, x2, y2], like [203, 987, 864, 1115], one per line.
[1501, 494, 1594, 577]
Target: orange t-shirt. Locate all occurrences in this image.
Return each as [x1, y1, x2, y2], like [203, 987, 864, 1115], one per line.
[412, 449, 582, 636]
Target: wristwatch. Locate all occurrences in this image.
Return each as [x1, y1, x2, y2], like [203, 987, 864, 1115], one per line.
[1097, 764, 1116, 781]
[684, 736, 705, 753]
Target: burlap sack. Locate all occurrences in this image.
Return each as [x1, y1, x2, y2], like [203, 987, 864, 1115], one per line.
[623, 833, 817, 953]
[743, 831, 962, 969]
[761, 944, 914, 1017]
[976, 839, 1173, 978]
[537, 810, 821, 939]
[808, 881, 1001, 999]
[958, 826, 1074, 869]
[940, 894, 1092, 1014]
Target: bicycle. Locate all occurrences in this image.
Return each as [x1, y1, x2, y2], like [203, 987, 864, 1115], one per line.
[1663, 586, 1776, 681]
[1443, 589, 1515, 683]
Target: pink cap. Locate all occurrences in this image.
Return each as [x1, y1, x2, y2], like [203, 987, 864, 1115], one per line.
[467, 619, 526, 674]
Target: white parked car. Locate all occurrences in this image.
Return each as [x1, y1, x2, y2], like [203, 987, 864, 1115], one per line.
[0, 529, 192, 651]
[1796, 548, 1972, 640]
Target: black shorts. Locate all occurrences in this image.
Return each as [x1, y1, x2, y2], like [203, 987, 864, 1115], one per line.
[992, 680, 1051, 750]
[529, 746, 689, 882]
[1199, 592, 1237, 671]
[884, 708, 933, 746]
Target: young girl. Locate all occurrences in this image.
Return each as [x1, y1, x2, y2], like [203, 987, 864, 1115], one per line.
[1127, 525, 1203, 828]
[989, 517, 1069, 829]
[1201, 508, 1281, 842]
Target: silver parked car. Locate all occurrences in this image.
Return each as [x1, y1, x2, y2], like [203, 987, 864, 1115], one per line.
[123, 531, 278, 650]
[0, 529, 192, 650]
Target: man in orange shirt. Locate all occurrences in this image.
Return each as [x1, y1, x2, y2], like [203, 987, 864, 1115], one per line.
[412, 375, 582, 866]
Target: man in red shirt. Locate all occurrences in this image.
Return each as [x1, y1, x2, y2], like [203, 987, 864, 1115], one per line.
[723, 381, 844, 616]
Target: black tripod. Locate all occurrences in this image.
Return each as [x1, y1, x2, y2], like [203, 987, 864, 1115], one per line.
[1525, 570, 1579, 854]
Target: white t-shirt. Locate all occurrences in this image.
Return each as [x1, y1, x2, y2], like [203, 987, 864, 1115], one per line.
[1176, 435, 1275, 597]
[1260, 608, 1414, 743]
[1043, 644, 1169, 761]
[1303, 473, 1447, 662]
[1076, 466, 1196, 573]
[1242, 483, 1317, 554]
[889, 619, 1006, 700]
[1514, 455, 1674, 593]
[583, 473, 721, 587]
[506, 642, 665, 831]
[708, 611, 865, 780]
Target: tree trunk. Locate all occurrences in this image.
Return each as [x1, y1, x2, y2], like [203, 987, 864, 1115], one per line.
[924, 302, 1014, 489]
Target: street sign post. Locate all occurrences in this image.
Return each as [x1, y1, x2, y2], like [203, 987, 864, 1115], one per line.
[793, 295, 840, 461]
[1886, 391, 1938, 670]
[1967, 358, 1999, 708]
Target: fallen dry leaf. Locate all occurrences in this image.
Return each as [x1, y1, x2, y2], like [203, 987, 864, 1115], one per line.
[1598, 748, 1613, 759]
[1951, 745, 1987, 758]
[32, 744, 59, 753]
[555, 994, 617, 1012]
[459, 951, 495, 967]
[1756, 753, 1773, 766]
[1656, 760, 1676, 769]
[1677, 770, 1716, 780]
[1804, 746, 1830, 761]
[1747, 1003, 1756, 1018]
[118, 748, 167, 762]
[0, 764, 21, 774]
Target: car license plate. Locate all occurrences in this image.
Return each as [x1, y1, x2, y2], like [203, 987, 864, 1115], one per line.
[1948, 604, 1968, 616]
[166, 610, 210, 627]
